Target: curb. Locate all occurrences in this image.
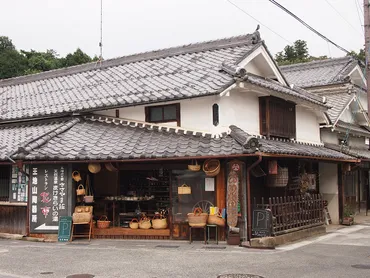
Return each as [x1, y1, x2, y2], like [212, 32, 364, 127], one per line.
[0, 233, 24, 240]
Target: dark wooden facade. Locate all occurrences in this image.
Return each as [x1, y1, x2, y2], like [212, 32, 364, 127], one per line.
[0, 204, 27, 235]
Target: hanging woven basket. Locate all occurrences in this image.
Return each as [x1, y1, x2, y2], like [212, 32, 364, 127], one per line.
[267, 166, 289, 187]
[188, 160, 201, 171]
[203, 159, 221, 177]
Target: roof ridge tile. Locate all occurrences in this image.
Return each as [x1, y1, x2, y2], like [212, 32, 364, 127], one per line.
[85, 115, 228, 139]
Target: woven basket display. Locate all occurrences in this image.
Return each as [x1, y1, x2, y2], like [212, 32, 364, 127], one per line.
[207, 214, 225, 227]
[188, 160, 201, 171]
[129, 218, 139, 229]
[203, 159, 221, 177]
[72, 212, 92, 224]
[267, 167, 289, 187]
[187, 208, 208, 227]
[139, 217, 151, 229]
[97, 215, 110, 229]
[152, 215, 167, 229]
[178, 184, 191, 195]
[76, 184, 85, 196]
[88, 163, 101, 174]
[72, 171, 82, 182]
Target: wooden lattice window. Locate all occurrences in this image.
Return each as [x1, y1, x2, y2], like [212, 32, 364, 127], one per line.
[259, 96, 296, 139]
[145, 103, 180, 126]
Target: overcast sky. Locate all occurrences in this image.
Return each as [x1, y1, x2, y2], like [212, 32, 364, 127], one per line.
[0, 0, 365, 60]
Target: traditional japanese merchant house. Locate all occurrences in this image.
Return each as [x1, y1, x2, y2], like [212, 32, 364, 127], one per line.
[0, 29, 357, 246]
[281, 57, 370, 224]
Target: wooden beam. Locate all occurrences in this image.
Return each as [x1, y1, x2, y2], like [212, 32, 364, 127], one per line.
[216, 162, 226, 241]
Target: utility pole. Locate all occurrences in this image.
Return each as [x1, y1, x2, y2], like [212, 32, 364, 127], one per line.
[364, 0, 370, 121]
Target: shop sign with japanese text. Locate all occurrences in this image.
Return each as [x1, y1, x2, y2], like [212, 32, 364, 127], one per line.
[29, 164, 72, 233]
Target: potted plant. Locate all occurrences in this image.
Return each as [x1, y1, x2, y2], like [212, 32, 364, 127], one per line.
[342, 204, 355, 226]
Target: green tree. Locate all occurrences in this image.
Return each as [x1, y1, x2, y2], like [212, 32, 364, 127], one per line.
[275, 40, 328, 65]
[0, 49, 27, 79]
[0, 36, 97, 79]
[347, 49, 365, 62]
[63, 48, 93, 67]
[0, 36, 15, 52]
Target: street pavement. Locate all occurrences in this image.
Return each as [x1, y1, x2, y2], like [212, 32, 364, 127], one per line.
[1, 225, 370, 278]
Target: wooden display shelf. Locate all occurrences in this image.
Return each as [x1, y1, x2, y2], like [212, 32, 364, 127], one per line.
[93, 227, 170, 239]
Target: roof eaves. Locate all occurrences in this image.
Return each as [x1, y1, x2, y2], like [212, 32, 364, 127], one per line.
[241, 73, 328, 108]
[14, 118, 80, 158]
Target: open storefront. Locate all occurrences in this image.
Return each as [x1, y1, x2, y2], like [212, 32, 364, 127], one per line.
[26, 159, 229, 242]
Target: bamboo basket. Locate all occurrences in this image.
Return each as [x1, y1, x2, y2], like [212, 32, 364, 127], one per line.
[203, 159, 221, 177]
[139, 217, 151, 229]
[72, 171, 82, 182]
[187, 208, 208, 227]
[207, 214, 225, 227]
[76, 184, 85, 196]
[152, 215, 167, 229]
[129, 218, 139, 229]
[72, 212, 91, 224]
[178, 184, 191, 195]
[188, 160, 201, 171]
[267, 167, 289, 187]
[97, 215, 110, 229]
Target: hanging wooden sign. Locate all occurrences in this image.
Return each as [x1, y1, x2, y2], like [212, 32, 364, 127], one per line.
[227, 171, 239, 228]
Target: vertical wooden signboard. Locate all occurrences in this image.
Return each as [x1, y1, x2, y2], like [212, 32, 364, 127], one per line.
[29, 164, 72, 233]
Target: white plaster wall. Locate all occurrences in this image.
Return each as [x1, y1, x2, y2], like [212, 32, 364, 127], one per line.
[319, 162, 339, 224]
[93, 91, 261, 134]
[245, 60, 263, 76]
[349, 136, 367, 149]
[92, 90, 320, 140]
[320, 129, 338, 145]
[340, 107, 355, 124]
[295, 106, 321, 143]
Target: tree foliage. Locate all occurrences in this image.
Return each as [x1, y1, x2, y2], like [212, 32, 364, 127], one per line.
[346, 49, 365, 62]
[275, 40, 328, 66]
[0, 36, 96, 79]
[276, 39, 365, 66]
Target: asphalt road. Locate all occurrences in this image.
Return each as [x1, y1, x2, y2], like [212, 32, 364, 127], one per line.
[0, 225, 370, 278]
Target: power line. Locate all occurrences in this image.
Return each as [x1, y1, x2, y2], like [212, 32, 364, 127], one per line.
[354, 0, 364, 34]
[324, 0, 363, 37]
[267, 0, 351, 55]
[224, 0, 292, 44]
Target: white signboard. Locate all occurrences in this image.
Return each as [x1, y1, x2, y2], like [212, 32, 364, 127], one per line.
[205, 178, 215, 191]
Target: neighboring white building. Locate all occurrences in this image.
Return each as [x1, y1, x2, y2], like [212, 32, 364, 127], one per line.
[282, 57, 370, 224]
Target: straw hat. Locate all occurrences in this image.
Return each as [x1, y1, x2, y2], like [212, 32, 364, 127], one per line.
[88, 163, 101, 174]
[105, 162, 118, 172]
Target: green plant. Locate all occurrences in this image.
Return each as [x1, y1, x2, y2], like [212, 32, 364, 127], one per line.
[343, 204, 355, 218]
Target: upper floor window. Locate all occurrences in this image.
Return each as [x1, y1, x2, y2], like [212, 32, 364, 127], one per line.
[259, 96, 296, 139]
[145, 103, 180, 126]
[212, 104, 219, 126]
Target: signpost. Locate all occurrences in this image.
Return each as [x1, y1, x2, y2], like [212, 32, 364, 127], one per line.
[252, 209, 273, 238]
[58, 216, 72, 242]
[29, 164, 72, 233]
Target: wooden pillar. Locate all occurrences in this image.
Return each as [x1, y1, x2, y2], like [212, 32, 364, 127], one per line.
[216, 162, 226, 241]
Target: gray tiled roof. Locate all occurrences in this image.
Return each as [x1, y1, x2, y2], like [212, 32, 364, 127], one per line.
[323, 92, 354, 123]
[15, 117, 246, 161]
[0, 119, 71, 160]
[244, 74, 327, 107]
[229, 126, 354, 160]
[325, 143, 370, 160]
[0, 32, 327, 122]
[2, 116, 354, 162]
[0, 34, 260, 121]
[280, 57, 357, 88]
[335, 120, 370, 137]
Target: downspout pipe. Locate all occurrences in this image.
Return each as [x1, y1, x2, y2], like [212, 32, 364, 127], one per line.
[245, 155, 262, 245]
